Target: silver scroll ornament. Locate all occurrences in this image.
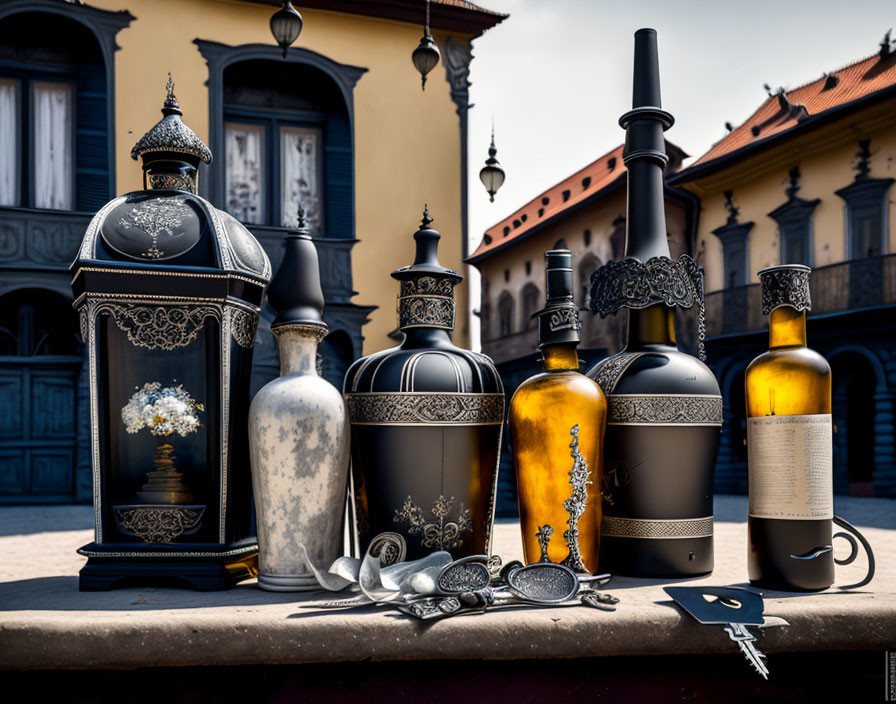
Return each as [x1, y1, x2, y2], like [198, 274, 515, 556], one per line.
[589, 254, 707, 361]
[758, 264, 811, 316]
[393, 494, 473, 551]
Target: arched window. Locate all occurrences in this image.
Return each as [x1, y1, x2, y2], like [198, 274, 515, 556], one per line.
[578, 253, 601, 307]
[553, 238, 568, 250]
[498, 292, 514, 338]
[197, 42, 364, 240]
[521, 283, 541, 330]
[221, 59, 352, 234]
[0, 9, 118, 211]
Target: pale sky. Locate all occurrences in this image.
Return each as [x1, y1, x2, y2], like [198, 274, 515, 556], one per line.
[464, 0, 895, 349]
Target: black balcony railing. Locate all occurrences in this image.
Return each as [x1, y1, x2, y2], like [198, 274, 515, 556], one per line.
[705, 254, 896, 337]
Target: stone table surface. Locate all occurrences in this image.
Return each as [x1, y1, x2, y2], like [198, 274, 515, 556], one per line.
[0, 496, 893, 670]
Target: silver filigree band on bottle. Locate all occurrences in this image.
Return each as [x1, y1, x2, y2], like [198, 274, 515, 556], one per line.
[601, 515, 714, 539]
[758, 264, 811, 316]
[589, 254, 707, 361]
[398, 294, 455, 329]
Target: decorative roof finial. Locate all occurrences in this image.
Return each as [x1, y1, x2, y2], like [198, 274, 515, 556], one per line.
[421, 204, 433, 229]
[162, 72, 182, 117]
[297, 203, 307, 229]
[130, 74, 211, 165]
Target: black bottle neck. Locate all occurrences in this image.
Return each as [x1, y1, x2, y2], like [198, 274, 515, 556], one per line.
[401, 326, 454, 349]
[626, 303, 676, 349]
[624, 158, 670, 261]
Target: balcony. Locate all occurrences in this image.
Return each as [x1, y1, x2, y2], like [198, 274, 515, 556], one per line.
[705, 254, 896, 337]
[0, 208, 357, 305]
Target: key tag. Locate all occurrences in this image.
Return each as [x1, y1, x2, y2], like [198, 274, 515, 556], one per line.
[788, 515, 875, 590]
[664, 586, 765, 625]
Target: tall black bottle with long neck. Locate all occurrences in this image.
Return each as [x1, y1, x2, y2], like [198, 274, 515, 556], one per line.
[586, 29, 722, 577]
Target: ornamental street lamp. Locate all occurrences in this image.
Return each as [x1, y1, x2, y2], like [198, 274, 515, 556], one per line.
[411, 0, 440, 90]
[479, 127, 505, 202]
[270, 1, 303, 58]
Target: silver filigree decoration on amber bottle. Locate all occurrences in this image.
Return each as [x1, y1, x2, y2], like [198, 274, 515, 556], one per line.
[560, 424, 591, 573]
[536, 524, 553, 562]
[393, 494, 473, 551]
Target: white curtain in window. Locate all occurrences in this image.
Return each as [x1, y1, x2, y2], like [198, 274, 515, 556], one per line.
[0, 79, 18, 207]
[225, 122, 265, 223]
[33, 82, 73, 210]
[280, 127, 321, 232]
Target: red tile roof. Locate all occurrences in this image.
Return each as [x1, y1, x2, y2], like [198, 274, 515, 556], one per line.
[675, 48, 896, 181]
[469, 141, 686, 264]
[468, 145, 627, 263]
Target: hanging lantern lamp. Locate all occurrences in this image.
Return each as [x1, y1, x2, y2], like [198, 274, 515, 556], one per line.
[270, 1, 303, 58]
[412, 0, 440, 90]
[479, 126, 505, 202]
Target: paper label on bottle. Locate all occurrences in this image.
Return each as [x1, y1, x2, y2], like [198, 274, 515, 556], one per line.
[747, 414, 833, 520]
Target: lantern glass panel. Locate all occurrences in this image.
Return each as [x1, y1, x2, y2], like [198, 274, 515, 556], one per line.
[98, 314, 221, 544]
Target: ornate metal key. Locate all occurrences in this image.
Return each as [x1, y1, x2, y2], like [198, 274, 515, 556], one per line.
[398, 562, 615, 620]
[664, 586, 789, 679]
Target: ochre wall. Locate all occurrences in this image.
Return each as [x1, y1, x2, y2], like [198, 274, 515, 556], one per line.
[88, 0, 471, 352]
[683, 102, 896, 293]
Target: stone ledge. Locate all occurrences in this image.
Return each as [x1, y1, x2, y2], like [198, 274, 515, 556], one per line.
[0, 497, 893, 670]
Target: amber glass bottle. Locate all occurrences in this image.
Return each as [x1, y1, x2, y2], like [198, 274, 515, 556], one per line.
[509, 250, 607, 573]
[746, 265, 834, 591]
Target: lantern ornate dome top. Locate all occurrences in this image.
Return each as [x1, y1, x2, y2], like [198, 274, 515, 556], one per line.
[131, 74, 212, 167]
[73, 75, 271, 293]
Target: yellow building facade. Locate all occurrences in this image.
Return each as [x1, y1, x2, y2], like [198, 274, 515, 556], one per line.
[671, 44, 896, 497]
[0, 0, 505, 503]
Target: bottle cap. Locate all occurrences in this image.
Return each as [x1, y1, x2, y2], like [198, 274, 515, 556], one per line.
[534, 249, 581, 349]
[267, 204, 327, 331]
[758, 264, 812, 316]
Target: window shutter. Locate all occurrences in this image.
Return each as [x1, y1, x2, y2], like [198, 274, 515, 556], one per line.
[324, 109, 352, 239]
[75, 58, 109, 213]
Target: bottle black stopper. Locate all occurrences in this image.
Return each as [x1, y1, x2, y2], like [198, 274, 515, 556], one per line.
[267, 204, 327, 330]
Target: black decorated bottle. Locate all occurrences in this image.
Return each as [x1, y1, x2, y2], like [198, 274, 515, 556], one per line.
[344, 208, 504, 560]
[586, 29, 722, 577]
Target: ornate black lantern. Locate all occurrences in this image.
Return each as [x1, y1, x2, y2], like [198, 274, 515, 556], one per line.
[71, 76, 272, 590]
[270, 0, 303, 58]
[479, 127, 505, 202]
[411, 0, 440, 90]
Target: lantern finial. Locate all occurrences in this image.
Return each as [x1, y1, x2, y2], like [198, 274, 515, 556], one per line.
[161, 72, 182, 117]
[421, 203, 433, 229]
[297, 203, 307, 229]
